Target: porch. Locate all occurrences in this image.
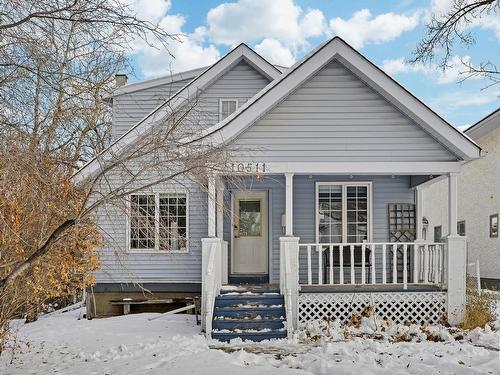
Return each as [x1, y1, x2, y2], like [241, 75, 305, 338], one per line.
[201, 170, 467, 339]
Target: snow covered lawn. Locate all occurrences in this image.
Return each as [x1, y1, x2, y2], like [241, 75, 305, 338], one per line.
[1, 307, 499, 375]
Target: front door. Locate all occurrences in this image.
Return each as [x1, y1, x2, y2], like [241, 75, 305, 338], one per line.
[232, 191, 268, 274]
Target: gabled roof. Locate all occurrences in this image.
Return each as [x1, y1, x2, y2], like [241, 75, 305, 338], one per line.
[466, 108, 500, 140]
[191, 37, 480, 162]
[75, 43, 282, 182]
[113, 66, 210, 97]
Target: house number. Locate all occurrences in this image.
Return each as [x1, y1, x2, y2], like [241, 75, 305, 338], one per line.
[231, 162, 266, 173]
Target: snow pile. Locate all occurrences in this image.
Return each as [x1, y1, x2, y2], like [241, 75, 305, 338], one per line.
[2, 299, 500, 374]
[296, 305, 500, 349]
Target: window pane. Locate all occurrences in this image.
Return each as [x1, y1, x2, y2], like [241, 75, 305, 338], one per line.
[159, 193, 188, 251]
[130, 194, 155, 250]
[239, 200, 261, 236]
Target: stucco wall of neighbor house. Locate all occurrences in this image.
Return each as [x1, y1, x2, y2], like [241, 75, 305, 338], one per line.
[422, 126, 500, 280]
[224, 175, 415, 284]
[112, 60, 270, 140]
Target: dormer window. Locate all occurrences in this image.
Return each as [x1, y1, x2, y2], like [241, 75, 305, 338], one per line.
[219, 98, 238, 121]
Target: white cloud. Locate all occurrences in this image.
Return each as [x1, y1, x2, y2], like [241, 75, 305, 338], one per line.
[382, 55, 483, 84]
[431, 89, 499, 112]
[128, 0, 220, 77]
[329, 9, 419, 48]
[254, 38, 295, 66]
[204, 0, 326, 50]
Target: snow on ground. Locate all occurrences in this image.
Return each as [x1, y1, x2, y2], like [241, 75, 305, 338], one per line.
[1, 306, 499, 375]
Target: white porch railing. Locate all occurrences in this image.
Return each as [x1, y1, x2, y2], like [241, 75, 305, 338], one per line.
[201, 238, 226, 337]
[298, 242, 446, 289]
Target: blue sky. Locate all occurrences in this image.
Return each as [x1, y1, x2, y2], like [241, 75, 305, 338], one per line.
[129, 0, 499, 128]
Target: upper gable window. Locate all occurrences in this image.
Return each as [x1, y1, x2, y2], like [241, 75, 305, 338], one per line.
[219, 99, 238, 121]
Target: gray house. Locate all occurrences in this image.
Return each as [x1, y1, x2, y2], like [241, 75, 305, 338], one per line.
[76, 37, 480, 341]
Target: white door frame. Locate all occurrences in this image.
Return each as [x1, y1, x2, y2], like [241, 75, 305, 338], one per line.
[230, 190, 269, 275]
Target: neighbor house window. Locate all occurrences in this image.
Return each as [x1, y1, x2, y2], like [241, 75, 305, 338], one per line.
[219, 98, 238, 121]
[316, 182, 371, 244]
[490, 214, 498, 238]
[434, 225, 442, 242]
[457, 220, 466, 236]
[129, 193, 188, 251]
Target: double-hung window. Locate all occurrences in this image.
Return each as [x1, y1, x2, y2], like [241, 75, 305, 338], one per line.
[219, 99, 238, 121]
[129, 193, 188, 252]
[317, 182, 371, 244]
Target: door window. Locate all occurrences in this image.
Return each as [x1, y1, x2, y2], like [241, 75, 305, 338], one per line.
[238, 200, 261, 236]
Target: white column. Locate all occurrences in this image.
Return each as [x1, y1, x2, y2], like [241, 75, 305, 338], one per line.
[448, 173, 458, 236]
[446, 172, 466, 325]
[446, 235, 467, 325]
[285, 173, 294, 236]
[208, 175, 216, 237]
[280, 236, 299, 336]
[216, 178, 225, 239]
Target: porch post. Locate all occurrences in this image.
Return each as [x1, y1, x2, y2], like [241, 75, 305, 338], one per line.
[446, 172, 466, 325]
[216, 178, 228, 285]
[448, 173, 458, 236]
[280, 236, 299, 336]
[216, 178, 224, 238]
[208, 175, 216, 237]
[285, 173, 294, 236]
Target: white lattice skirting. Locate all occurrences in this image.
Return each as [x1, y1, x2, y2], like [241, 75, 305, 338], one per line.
[298, 292, 447, 326]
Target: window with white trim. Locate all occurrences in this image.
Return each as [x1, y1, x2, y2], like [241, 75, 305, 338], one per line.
[219, 98, 238, 121]
[129, 193, 188, 251]
[317, 183, 371, 244]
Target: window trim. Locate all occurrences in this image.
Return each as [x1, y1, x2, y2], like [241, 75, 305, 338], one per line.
[219, 98, 239, 122]
[315, 181, 373, 244]
[126, 191, 189, 253]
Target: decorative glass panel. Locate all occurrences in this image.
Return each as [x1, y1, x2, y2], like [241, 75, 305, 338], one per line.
[239, 200, 261, 236]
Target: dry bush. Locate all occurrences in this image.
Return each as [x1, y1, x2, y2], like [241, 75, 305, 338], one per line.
[0, 144, 101, 351]
[460, 289, 496, 330]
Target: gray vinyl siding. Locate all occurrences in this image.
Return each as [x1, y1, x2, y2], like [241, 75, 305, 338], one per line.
[98, 61, 271, 282]
[112, 78, 192, 140]
[93, 173, 208, 284]
[112, 60, 270, 140]
[231, 60, 457, 162]
[222, 175, 414, 284]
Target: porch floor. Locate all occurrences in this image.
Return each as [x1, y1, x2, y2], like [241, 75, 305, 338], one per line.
[299, 284, 445, 293]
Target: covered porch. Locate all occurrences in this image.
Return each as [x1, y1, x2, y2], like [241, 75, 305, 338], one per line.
[201, 163, 467, 338]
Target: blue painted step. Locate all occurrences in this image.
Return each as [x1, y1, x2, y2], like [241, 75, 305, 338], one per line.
[211, 330, 287, 343]
[213, 306, 285, 319]
[211, 285, 287, 342]
[215, 295, 284, 308]
[212, 318, 285, 331]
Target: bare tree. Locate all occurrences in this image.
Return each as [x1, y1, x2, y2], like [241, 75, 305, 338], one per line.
[0, 0, 236, 349]
[412, 0, 500, 87]
[0, 0, 181, 165]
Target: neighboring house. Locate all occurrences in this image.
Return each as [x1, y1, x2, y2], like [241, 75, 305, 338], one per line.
[422, 109, 500, 289]
[76, 37, 480, 342]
